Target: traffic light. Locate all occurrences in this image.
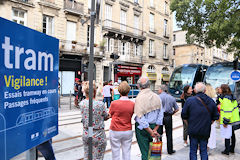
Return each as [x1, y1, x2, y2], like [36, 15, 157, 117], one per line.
[110, 53, 120, 60]
[233, 57, 239, 70]
[81, 64, 88, 73]
[114, 64, 119, 74]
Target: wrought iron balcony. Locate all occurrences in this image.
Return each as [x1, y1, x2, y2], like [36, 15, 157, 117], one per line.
[59, 40, 103, 58]
[102, 19, 145, 41]
[64, 0, 84, 15]
[12, 0, 34, 6]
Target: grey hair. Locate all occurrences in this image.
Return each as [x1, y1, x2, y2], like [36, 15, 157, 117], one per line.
[137, 76, 150, 89]
[159, 85, 168, 92]
[195, 82, 206, 93]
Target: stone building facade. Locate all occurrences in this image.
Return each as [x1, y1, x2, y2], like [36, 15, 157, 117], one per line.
[173, 30, 234, 67]
[0, 0, 174, 93]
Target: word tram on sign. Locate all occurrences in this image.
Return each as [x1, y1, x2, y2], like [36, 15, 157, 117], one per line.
[0, 17, 59, 160]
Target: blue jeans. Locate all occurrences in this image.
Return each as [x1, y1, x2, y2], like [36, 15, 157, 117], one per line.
[190, 136, 208, 160]
[103, 97, 111, 108]
[36, 140, 56, 160]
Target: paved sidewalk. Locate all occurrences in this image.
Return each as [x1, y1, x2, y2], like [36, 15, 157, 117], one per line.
[12, 96, 240, 160]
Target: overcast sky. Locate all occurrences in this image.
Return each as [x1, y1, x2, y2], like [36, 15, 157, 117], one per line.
[173, 12, 181, 31]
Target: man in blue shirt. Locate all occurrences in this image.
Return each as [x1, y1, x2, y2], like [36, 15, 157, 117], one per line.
[158, 85, 179, 154]
[134, 77, 164, 160]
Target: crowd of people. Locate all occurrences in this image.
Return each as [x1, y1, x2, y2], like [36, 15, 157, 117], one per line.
[78, 76, 240, 160]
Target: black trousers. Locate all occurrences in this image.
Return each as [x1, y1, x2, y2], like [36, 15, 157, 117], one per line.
[225, 129, 236, 153]
[158, 114, 173, 154]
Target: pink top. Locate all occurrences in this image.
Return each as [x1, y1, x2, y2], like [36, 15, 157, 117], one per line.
[109, 96, 135, 131]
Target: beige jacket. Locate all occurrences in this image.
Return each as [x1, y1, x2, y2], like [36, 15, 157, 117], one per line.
[134, 88, 162, 118]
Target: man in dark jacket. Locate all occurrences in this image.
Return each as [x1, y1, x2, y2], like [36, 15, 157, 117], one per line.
[182, 82, 219, 160]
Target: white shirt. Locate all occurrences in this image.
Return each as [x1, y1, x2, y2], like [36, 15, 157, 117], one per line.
[103, 85, 113, 97]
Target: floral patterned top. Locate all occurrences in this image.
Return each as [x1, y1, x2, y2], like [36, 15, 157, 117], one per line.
[80, 99, 108, 130]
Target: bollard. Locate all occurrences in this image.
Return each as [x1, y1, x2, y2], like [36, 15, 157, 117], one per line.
[132, 87, 133, 98]
[69, 91, 72, 110]
[26, 147, 36, 160]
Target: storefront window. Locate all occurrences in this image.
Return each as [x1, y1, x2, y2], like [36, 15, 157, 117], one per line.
[147, 65, 156, 73]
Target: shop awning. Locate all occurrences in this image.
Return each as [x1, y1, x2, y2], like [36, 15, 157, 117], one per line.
[147, 73, 157, 81]
[162, 74, 170, 81]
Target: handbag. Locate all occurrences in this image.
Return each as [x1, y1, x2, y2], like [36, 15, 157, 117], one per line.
[148, 137, 162, 160]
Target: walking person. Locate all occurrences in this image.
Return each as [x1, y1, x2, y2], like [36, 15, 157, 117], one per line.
[158, 85, 179, 154]
[103, 81, 113, 108]
[112, 82, 120, 101]
[180, 85, 193, 147]
[79, 82, 109, 160]
[182, 82, 219, 160]
[109, 81, 135, 160]
[74, 78, 79, 107]
[205, 84, 217, 152]
[77, 80, 83, 102]
[36, 140, 56, 160]
[218, 84, 240, 155]
[134, 76, 163, 160]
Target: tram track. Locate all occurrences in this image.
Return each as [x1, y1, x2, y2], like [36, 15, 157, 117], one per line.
[54, 124, 183, 159]
[59, 116, 81, 122]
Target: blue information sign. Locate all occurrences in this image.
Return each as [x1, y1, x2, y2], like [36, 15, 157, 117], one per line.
[0, 17, 59, 160]
[230, 70, 240, 81]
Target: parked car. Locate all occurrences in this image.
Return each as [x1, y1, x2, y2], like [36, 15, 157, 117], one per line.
[128, 84, 140, 98]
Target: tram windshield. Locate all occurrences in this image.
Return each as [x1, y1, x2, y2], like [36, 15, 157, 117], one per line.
[204, 63, 235, 91]
[169, 65, 197, 91]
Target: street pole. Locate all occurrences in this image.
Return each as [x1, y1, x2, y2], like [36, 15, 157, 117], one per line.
[26, 147, 36, 160]
[88, 0, 96, 160]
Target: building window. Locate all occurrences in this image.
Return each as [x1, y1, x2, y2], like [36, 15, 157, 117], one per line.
[147, 65, 156, 73]
[66, 21, 76, 41]
[162, 67, 169, 74]
[12, 8, 27, 26]
[149, 39, 154, 56]
[105, 4, 112, 27]
[150, 0, 154, 7]
[172, 59, 175, 68]
[164, 19, 168, 36]
[134, 15, 139, 35]
[43, 15, 54, 36]
[163, 43, 168, 58]
[173, 34, 176, 41]
[149, 13, 155, 32]
[109, 38, 114, 53]
[87, 25, 90, 47]
[173, 48, 176, 56]
[120, 10, 127, 31]
[119, 40, 125, 55]
[164, 1, 169, 15]
[134, 44, 142, 56]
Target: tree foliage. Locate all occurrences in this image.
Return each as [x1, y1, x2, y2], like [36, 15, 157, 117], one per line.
[171, 0, 240, 55]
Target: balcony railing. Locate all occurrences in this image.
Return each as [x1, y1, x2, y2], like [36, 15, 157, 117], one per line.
[64, 0, 84, 15]
[13, 0, 34, 5]
[103, 19, 145, 40]
[59, 40, 102, 57]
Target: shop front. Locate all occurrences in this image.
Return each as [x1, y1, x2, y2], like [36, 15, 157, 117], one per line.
[116, 65, 142, 84]
[147, 73, 157, 90]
